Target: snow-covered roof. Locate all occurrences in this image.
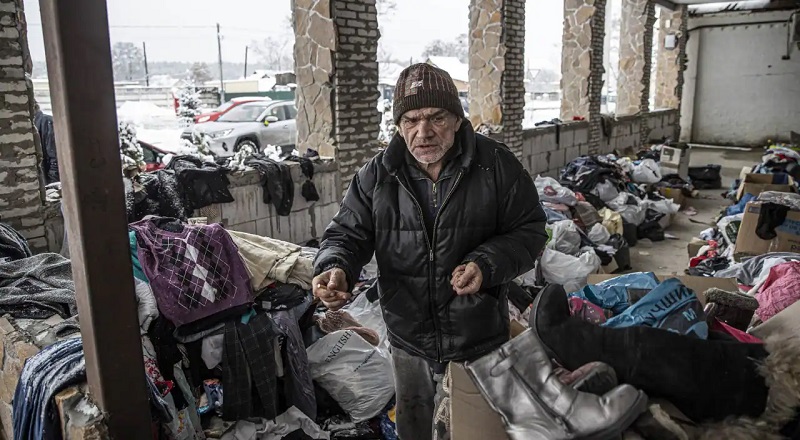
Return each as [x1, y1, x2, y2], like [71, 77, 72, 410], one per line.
[379, 62, 406, 85]
[426, 56, 469, 83]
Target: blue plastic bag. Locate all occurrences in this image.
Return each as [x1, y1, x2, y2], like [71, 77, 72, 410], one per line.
[602, 278, 708, 339]
[570, 272, 660, 314]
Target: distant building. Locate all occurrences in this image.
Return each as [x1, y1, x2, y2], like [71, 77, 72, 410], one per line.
[208, 70, 297, 94]
[425, 56, 469, 94]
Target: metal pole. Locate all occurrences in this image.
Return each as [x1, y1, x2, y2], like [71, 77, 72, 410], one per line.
[217, 23, 225, 103]
[38, 0, 151, 437]
[142, 41, 150, 86]
[244, 45, 248, 79]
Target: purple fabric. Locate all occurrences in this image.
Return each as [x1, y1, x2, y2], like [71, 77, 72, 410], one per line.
[130, 219, 254, 326]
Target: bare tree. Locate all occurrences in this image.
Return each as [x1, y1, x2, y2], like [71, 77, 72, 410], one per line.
[422, 34, 468, 63]
[189, 62, 213, 85]
[111, 42, 145, 82]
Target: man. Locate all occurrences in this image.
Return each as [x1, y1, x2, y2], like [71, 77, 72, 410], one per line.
[312, 64, 547, 439]
[33, 102, 59, 184]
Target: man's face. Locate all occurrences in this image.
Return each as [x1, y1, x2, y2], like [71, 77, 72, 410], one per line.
[398, 108, 462, 165]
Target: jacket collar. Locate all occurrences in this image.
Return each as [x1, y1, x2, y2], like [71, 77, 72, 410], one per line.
[382, 120, 477, 175]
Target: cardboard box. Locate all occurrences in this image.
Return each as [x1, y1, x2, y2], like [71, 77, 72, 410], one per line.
[736, 173, 794, 201]
[659, 187, 686, 208]
[687, 237, 707, 258]
[734, 201, 800, 258]
[450, 321, 527, 440]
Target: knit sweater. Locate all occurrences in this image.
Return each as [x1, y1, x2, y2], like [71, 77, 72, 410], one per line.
[129, 219, 254, 327]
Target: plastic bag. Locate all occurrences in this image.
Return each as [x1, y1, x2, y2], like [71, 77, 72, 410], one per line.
[592, 181, 620, 203]
[632, 159, 662, 184]
[588, 223, 611, 245]
[641, 199, 680, 216]
[608, 194, 646, 226]
[307, 330, 395, 422]
[547, 220, 582, 255]
[535, 176, 578, 206]
[540, 248, 601, 293]
[571, 272, 660, 314]
[599, 208, 623, 236]
[603, 278, 708, 339]
[343, 289, 389, 354]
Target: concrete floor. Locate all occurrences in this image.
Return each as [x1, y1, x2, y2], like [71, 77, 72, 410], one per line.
[633, 146, 764, 275]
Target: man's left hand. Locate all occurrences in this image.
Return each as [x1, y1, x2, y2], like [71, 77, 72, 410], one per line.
[451, 262, 483, 295]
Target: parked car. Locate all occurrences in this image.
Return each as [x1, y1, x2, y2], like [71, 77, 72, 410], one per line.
[139, 140, 168, 172]
[182, 100, 297, 157]
[194, 96, 272, 124]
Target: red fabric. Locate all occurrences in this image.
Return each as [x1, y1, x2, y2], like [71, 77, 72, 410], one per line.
[756, 261, 800, 322]
[710, 319, 762, 344]
[689, 255, 708, 268]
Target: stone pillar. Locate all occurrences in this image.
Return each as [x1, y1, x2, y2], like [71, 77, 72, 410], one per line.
[654, 6, 687, 112]
[0, 0, 47, 251]
[561, 0, 606, 152]
[293, 0, 336, 159]
[616, 0, 656, 116]
[468, 0, 526, 157]
[293, 0, 380, 193]
[332, 0, 381, 190]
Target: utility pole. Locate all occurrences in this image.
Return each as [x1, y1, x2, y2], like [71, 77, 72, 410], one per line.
[244, 45, 248, 79]
[216, 23, 225, 103]
[142, 41, 149, 86]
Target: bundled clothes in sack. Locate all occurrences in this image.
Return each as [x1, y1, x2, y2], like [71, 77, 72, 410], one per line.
[603, 278, 709, 339]
[129, 218, 255, 328]
[571, 272, 661, 314]
[0, 222, 32, 262]
[166, 155, 235, 211]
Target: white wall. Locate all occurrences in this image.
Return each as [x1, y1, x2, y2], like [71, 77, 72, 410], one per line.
[682, 10, 800, 146]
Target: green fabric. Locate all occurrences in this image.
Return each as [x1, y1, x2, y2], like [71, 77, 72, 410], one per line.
[129, 230, 148, 282]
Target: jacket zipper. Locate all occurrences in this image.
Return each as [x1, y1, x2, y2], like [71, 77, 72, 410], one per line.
[430, 170, 464, 362]
[396, 176, 441, 361]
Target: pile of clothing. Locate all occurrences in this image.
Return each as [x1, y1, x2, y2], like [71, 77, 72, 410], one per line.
[526, 152, 684, 292]
[117, 152, 322, 223]
[465, 275, 800, 440]
[11, 218, 399, 440]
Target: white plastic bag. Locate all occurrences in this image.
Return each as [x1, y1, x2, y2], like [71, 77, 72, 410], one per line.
[608, 193, 646, 226]
[588, 223, 611, 245]
[547, 220, 581, 255]
[642, 199, 680, 216]
[343, 289, 389, 353]
[592, 181, 620, 203]
[540, 248, 601, 293]
[535, 176, 578, 206]
[307, 330, 395, 422]
[632, 159, 662, 184]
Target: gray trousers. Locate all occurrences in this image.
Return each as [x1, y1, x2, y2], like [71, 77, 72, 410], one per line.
[391, 346, 446, 440]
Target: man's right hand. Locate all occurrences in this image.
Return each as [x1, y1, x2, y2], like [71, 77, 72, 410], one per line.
[312, 267, 351, 311]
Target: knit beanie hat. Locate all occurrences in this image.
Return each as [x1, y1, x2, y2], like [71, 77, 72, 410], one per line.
[393, 63, 465, 124]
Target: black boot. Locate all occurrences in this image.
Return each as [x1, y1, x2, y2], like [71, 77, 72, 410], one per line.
[530, 284, 770, 423]
[703, 288, 759, 331]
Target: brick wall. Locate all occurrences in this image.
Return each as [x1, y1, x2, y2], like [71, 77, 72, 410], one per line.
[588, 0, 606, 153]
[0, 0, 46, 252]
[501, 0, 525, 157]
[332, 0, 381, 193]
[617, 0, 652, 117]
[521, 109, 679, 177]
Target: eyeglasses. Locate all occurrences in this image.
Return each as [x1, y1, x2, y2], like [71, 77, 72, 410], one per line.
[400, 113, 452, 129]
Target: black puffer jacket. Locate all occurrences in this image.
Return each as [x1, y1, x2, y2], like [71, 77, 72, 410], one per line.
[315, 123, 547, 362]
